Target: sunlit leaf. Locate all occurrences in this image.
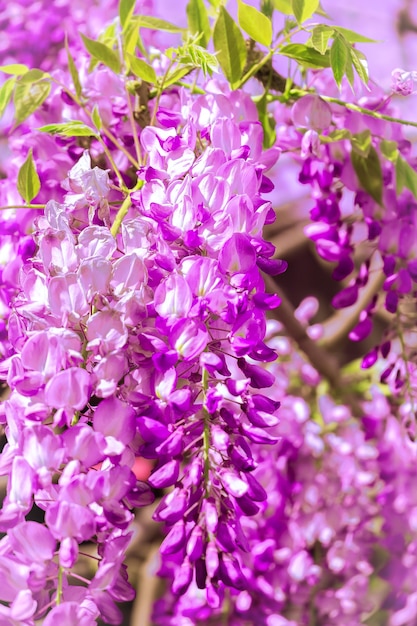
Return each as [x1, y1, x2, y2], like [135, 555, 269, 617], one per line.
[351, 130, 372, 157]
[0, 64, 29, 76]
[213, 6, 247, 87]
[38, 121, 99, 138]
[380, 139, 399, 163]
[91, 105, 103, 131]
[138, 15, 185, 32]
[292, 0, 319, 23]
[310, 25, 334, 54]
[0, 77, 16, 118]
[350, 47, 369, 86]
[17, 149, 41, 203]
[351, 145, 383, 204]
[273, 0, 293, 14]
[119, 0, 136, 29]
[81, 33, 121, 74]
[396, 155, 417, 198]
[14, 80, 51, 125]
[279, 43, 330, 68]
[65, 36, 82, 100]
[186, 0, 211, 48]
[330, 34, 348, 87]
[128, 54, 157, 83]
[332, 26, 377, 43]
[238, 0, 272, 47]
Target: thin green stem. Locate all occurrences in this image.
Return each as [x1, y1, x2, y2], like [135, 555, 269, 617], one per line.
[100, 125, 140, 169]
[56, 565, 63, 605]
[320, 95, 417, 130]
[148, 59, 175, 130]
[235, 46, 276, 90]
[0, 204, 45, 210]
[53, 79, 139, 173]
[202, 367, 210, 493]
[177, 81, 205, 94]
[111, 193, 132, 237]
[125, 83, 143, 166]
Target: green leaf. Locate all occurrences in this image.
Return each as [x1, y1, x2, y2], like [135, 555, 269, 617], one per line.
[351, 129, 372, 156]
[14, 80, 51, 125]
[128, 54, 157, 83]
[396, 155, 417, 198]
[238, 0, 272, 47]
[80, 33, 121, 74]
[138, 15, 185, 32]
[0, 77, 16, 118]
[292, 0, 319, 23]
[380, 139, 399, 163]
[351, 145, 383, 204]
[0, 64, 29, 76]
[344, 53, 354, 89]
[330, 34, 348, 87]
[255, 91, 276, 149]
[213, 6, 247, 88]
[350, 47, 369, 86]
[163, 65, 195, 88]
[119, 0, 136, 29]
[279, 43, 330, 68]
[38, 121, 99, 138]
[166, 42, 218, 76]
[17, 149, 41, 203]
[319, 128, 351, 143]
[273, 0, 293, 13]
[332, 26, 377, 43]
[91, 105, 103, 131]
[19, 69, 49, 83]
[65, 37, 82, 100]
[310, 25, 334, 54]
[186, 0, 211, 48]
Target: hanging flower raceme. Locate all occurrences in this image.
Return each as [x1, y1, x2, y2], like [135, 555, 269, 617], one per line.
[0, 61, 286, 621]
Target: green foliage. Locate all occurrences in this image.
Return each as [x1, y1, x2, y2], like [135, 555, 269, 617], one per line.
[396, 155, 417, 198]
[186, 0, 211, 48]
[292, 0, 319, 23]
[380, 139, 399, 163]
[0, 64, 29, 76]
[137, 15, 185, 33]
[213, 6, 247, 88]
[163, 66, 196, 88]
[350, 47, 368, 86]
[350, 130, 372, 157]
[91, 105, 103, 131]
[119, 0, 136, 29]
[128, 55, 157, 83]
[17, 149, 41, 203]
[38, 121, 99, 138]
[81, 33, 121, 74]
[255, 92, 276, 148]
[166, 41, 219, 77]
[65, 37, 83, 100]
[351, 145, 383, 204]
[319, 128, 351, 143]
[14, 79, 51, 126]
[332, 26, 376, 43]
[0, 77, 16, 118]
[272, 0, 293, 14]
[279, 43, 330, 68]
[330, 34, 349, 88]
[237, 0, 272, 48]
[310, 25, 334, 54]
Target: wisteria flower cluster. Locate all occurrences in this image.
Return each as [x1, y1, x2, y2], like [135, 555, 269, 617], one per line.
[2, 0, 417, 625]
